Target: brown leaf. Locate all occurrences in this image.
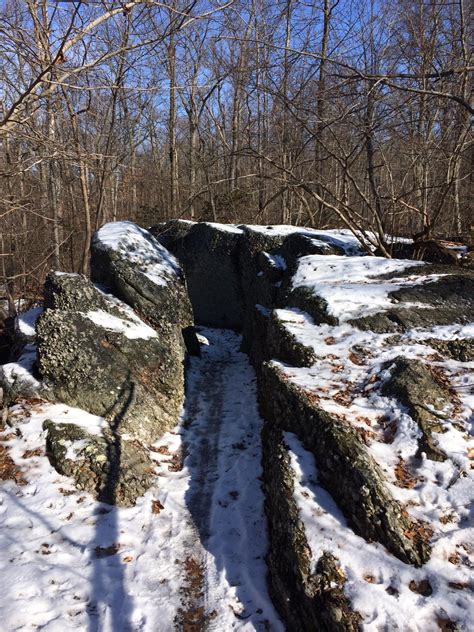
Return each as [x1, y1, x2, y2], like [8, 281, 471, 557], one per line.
[152, 499, 164, 514]
[0, 444, 26, 485]
[150, 445, 170, 455]
[408, 579, 432, 596]
[436, 616, 458, 631]
[394, 457, 418, 489]
[348, 352, 365, 366]
[22, 448, 43, 458]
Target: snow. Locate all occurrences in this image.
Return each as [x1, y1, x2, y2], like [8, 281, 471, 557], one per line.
[292, 255, 426, 321]
[16, 306, 42, 339]
[286, 432, 474, 631]
[243, 225, 363, 254]
[85, 310, 157, 340]
[271, 313, 473, 489]
[0, 344, 40, 392]
[94, 221, 180, 286]
[403, 323, 474, 341]
[264, 253, 287, 270]
[203, 221, 243, 234]
[0, 329, 282, 632]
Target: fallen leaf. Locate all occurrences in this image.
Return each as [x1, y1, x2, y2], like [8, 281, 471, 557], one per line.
[408, 579, 432, 596]
[152, 499, 164, 514]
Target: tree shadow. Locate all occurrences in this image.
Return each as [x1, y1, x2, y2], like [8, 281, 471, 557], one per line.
[182, 329, 281, 630]
[86, 379, 136, 632]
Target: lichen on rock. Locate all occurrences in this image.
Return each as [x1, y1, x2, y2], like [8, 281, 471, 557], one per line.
[43, 420, 154, 506]
[260, 361, 431, 567]
[37, 273, 183, 444]
[262, 422, 361, 631]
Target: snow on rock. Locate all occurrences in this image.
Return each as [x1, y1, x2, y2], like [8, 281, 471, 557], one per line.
[94, 221, 181, 287]
[286, 431, 474, 631]
[268, 274, 473, 628]
[292, 254, 425, 321]
[16, 306, 42, 340]
[0, 344, 41, 403]
[203, 221, 244, 234]
[242, 225, 363, 255]
[36, 272, 185, 445]
[85, 310, 158, 340]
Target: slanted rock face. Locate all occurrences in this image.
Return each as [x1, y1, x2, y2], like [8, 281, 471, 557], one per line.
[91, 221, 193, 341]
[37, 273, 184, 444]
[262, 423, 360, 631]
[43, 420, 154, 507]
[266, 311, 318, 368]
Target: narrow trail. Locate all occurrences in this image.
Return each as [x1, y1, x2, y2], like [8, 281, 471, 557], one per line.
[0, 328, 283, 632]
[180, 328, 283, 631]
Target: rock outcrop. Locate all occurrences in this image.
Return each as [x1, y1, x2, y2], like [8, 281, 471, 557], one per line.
[37, 272, 184, 444]
[351, 269, 474, 333]
[260, 361, 431, 567]
[2, 219, 471, 625]
[152, 221, 245, 329]
[262, 423, 360, 631]
[381, 357, 452, 461]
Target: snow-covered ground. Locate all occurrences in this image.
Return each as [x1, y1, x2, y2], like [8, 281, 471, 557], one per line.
[0, 329, 282, 632]
[286, 431, 474, 630]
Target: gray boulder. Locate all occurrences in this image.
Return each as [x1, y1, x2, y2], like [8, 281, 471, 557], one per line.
[37, 273, 184, 444]
[91, 221, 194, 343]
[44, 420, 154, 507]
[154, 221, 245, 329]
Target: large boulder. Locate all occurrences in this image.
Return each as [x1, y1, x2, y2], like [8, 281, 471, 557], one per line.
[91, 221, 194, 343]
[37, 273, 184, 444]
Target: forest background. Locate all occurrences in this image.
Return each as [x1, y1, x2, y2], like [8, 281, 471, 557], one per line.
[0, 0, 472, 306]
